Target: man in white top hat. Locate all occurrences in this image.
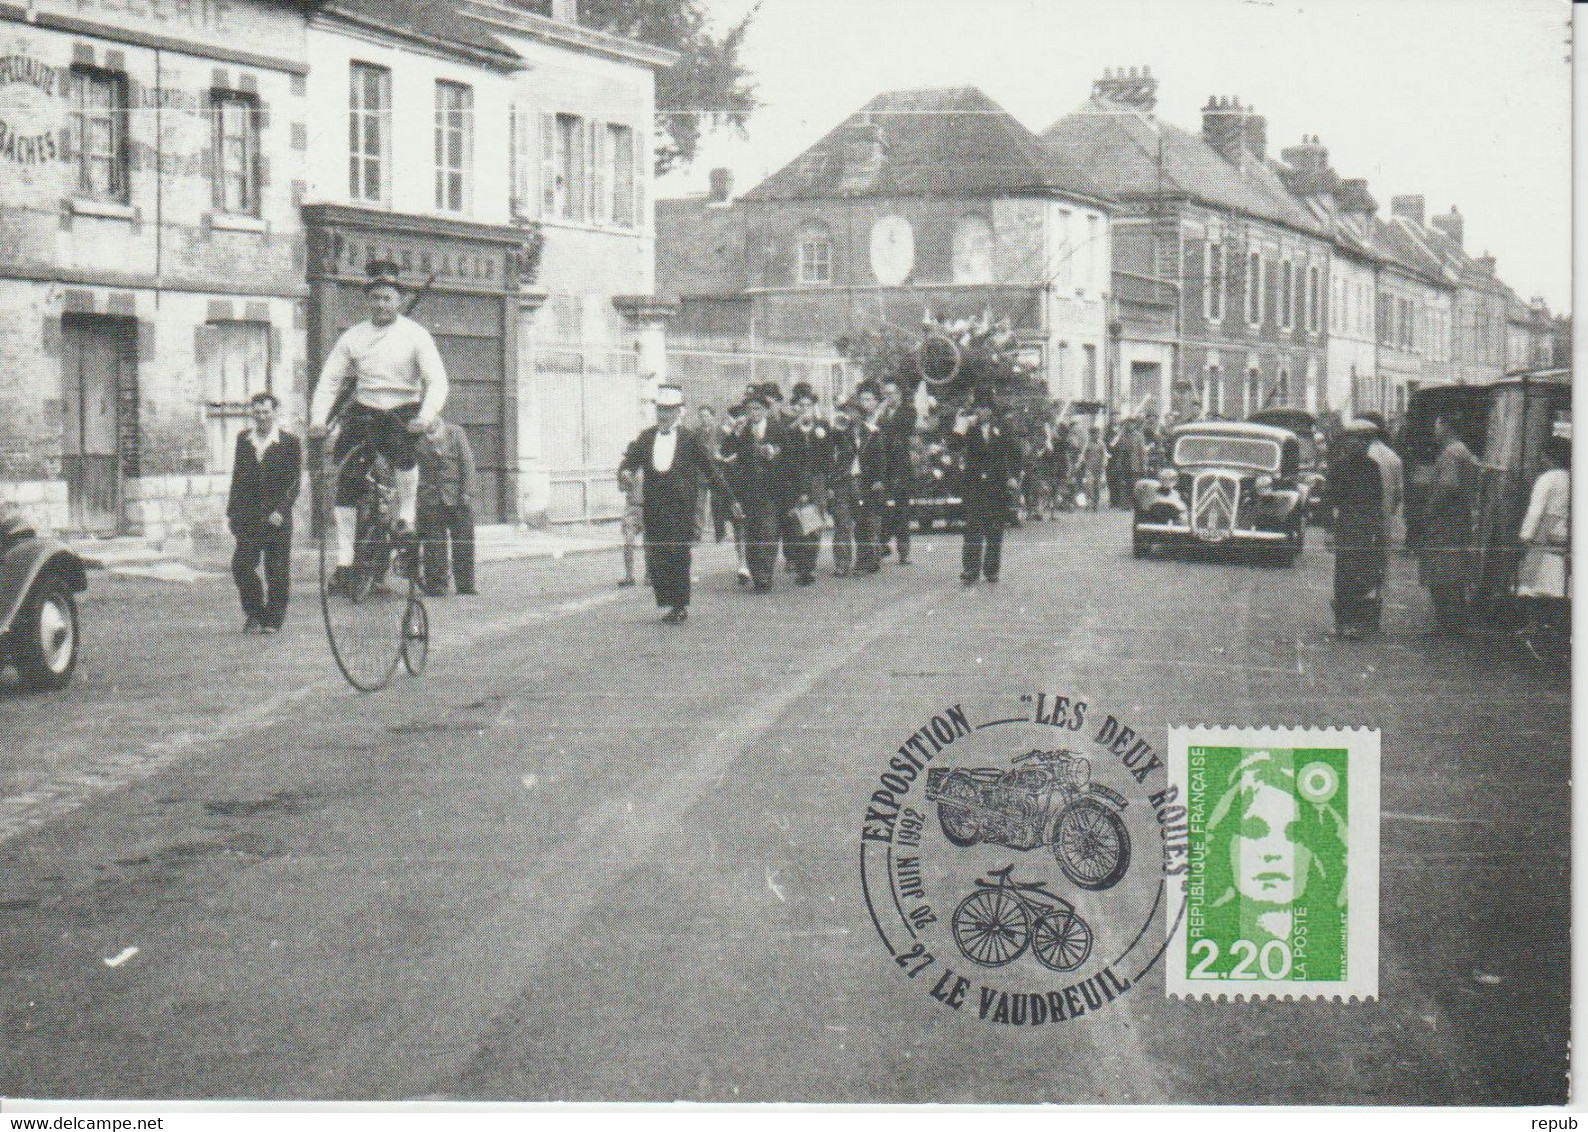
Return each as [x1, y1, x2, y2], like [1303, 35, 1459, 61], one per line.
[618, 385, 741, 623]
[308, 259, 448, 590]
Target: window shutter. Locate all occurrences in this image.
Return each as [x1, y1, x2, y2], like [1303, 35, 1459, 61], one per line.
[591, 121, 608, 225]
[633, 127, 645, 228]
[539, 112, 556, 218]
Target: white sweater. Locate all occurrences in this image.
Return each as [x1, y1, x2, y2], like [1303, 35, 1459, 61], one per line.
[310, 315, 448, 426]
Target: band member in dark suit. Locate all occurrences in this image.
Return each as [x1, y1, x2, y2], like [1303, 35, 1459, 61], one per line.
[618, 385, 739, 623]
[879, 378, 917, 565]
[781, 383, 831, 586]
[843, 382, 895, 576]
[725, 390, 792, 591]
[226, 392, 302, 633]
[948, 390, 1021, 585]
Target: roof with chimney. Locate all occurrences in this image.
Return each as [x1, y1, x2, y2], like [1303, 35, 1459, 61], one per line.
[318, 0, 523, 68]
[655, 197, 748, 300]
[1415, 226, 1507, 293]
[742, 87, 1111, 205]
[1041, 94, 1324, 236]
[1369, 218, 1453, 287]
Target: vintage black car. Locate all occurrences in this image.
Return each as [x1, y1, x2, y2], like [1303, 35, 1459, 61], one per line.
[0, 511, 87, 690]
[1248, 407, 1328, 524]
[1132, 420, 1308, 565]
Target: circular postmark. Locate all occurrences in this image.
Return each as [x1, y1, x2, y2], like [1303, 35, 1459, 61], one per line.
[859, 693, 1186, 1025]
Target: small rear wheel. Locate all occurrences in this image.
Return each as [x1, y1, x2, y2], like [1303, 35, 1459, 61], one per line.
[401, 598, 429, 676]
[1032, 907, 1093, 972]
[11, 578, 78, 690]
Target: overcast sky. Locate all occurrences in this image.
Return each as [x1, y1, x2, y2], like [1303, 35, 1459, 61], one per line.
[657, 0, 1572, 311]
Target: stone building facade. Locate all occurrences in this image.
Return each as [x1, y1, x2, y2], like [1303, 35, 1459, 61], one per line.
[1044, 71, 1330, 422]
[658, 87, 1114, 405]
[0, 0, 311, 538]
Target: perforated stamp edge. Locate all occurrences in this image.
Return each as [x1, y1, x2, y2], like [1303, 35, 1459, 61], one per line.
[1165, 725, 1380, 1003]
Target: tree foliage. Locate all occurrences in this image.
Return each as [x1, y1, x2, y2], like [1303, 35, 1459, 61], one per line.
[578, 0, 760, 175]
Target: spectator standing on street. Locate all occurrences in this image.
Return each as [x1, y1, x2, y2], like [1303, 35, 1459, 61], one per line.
[1515, 436, 1571, 652]
[1418, 414, 1480, 635]
[226, 392, 301, 634]
[781, 385, 830, 586]
[717, 403, 752, 586]
[617, 465, 645, 588]
[948, 390, 1021, 586]
[696, 406, 727, 542]
[1328, 421, 1386, 639]
[618, 385, 739, 623]
[415, 417, 478, 597]
[1082, 426, 1107, 511]
[879, 378, 916, 565]
[1358, 411, 1404, 552]
[827, 406, 858, 576]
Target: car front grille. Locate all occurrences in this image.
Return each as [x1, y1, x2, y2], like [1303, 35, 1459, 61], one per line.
[1191, 472, 1240, 542]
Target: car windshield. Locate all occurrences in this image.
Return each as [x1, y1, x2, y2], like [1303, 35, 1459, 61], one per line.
[1174, 435, 1281, 471]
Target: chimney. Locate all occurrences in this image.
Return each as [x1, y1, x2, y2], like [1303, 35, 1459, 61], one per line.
[1336, 177, 1377, 217]
[1280, 134, 1330, 193]
[1243, 109, 1267, 162]
[550, 0, 578, 21]
[1430, 205, 1463, 249]
[1476, 253, 1496, 276]
[1092, 64, 1158, 111]
[1390, 194, 1425, 226]
[1202, 96, 1261, 166]
[706, 166, 734, 204]
[838, 116, 888, 194]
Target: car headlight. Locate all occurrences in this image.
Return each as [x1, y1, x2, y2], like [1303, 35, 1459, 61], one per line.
[1255, 474, 1274, 493]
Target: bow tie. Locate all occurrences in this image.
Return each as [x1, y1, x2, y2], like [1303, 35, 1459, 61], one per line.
[659, 429, 674, 437]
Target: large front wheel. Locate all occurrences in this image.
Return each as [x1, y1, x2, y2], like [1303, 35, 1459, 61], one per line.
[952, 888, 1030, 968]
[1053, 798, 1131, 891]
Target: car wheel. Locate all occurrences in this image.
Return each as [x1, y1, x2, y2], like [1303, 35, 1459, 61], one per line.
[12, 577, 79, 690]
[1132, 526, 1150, 559]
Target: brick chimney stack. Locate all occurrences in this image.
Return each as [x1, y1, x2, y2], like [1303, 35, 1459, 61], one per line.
[1430, 205, 1463, 249]
[551, 0, 578, 22]
[838, 117, 888, 194]
[1476, 253, 1496, 276]
[1335, 177, 1377, 218]
[1092, 65, 1158, 111]
[1202, 96, 1265, 165]
[1390, 194, 1426, 226]
[1280, 134, 1330, 193]
[706, 167, 734, 205]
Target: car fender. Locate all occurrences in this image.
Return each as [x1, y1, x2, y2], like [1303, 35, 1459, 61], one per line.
[0, 540, 88, 636]
[1131, 477, 1160, 511]
[1261, 487, 1302, 521]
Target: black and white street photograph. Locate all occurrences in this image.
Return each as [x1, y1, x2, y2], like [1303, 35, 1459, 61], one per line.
[0, 0, 1574, 1114]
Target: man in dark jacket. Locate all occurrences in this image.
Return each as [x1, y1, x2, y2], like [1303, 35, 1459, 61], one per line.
[226, 392, 302, 633]
[618, 384, 739, 623]
[948, 390, 1021, 585]
[416, 416, 479, 596]
[842, 383, 895, 576]
[725, 390, 791, 591]
[879, 378, 916, 564]
[781, 384, 831, 586]
[1328, 420, 1386, 639]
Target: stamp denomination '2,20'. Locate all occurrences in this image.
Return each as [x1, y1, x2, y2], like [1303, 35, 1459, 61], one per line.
[1168, 725, 1380, 1001]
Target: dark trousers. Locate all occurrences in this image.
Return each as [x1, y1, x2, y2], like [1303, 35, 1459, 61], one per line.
[645, 539, 692, 610]
[232, 523, 292, 629]
[854, 498, 885, 573]
[417, 502, 475, 594]
[885, 493, 912, 560]
[829, 482, 856, 573]
[1429, 583, 1468, 633]
[962, 509, 1005, 581]
[745, 506, 782, 586]
[781, 511, 821, 580]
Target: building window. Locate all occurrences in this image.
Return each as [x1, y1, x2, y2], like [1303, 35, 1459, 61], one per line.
[608, 123, 636, 228]
[1083, 344, 1098, 399]
[953, 214, 994, 284]
[555, 113, 586, 221]
[1084, 215, 1101, 294]
[72, 67, 129, 202]
[210, 90, 261, 215]
[1277, 367, 1290, 407]
[205, 321, 271, 473]
[1245, 251, 1261, 325]
[1203, 238, 1225, 322]
[1377, 292, 1393, 347]
[348, 62, 391, 204]
[797, 223, 833, 286]
[433, 81, 472, 213]
[1307, 264, 1320, 333]
[1279, 260, 1293, 329]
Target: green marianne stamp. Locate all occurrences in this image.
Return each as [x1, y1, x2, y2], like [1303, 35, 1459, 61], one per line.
[1168, 726, 1379, 1000]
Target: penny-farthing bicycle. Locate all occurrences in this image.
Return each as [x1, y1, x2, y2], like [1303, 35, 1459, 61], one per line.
[316, 436, 429, 692]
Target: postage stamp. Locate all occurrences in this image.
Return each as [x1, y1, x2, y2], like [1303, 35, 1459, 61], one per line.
[1167, 726, 1380, 1001]
[859, 692, 1182, 1026]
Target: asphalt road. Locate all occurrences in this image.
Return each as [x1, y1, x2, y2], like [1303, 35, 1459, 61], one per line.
[0, 511, 1570, 1103]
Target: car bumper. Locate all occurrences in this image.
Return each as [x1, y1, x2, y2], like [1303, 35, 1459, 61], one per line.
[1134, 521, 1290, 543]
